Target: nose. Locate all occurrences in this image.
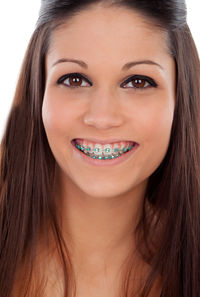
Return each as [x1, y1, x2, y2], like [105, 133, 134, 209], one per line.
[83, 89, 124, 130]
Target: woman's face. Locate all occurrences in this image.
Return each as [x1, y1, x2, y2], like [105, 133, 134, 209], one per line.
[42, 4, 176, 199]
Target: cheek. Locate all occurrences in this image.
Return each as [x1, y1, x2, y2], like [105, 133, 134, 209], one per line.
[133, 94, 174, 169]
[136, 94, 174, 143]
[128, 95, 174, 179]
[145, 109, 173, 144]
[42, 90, 76, 137]
[41, 92, 76, 165]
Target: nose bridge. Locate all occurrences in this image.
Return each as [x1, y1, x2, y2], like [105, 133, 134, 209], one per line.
[83, 87, 123, 129]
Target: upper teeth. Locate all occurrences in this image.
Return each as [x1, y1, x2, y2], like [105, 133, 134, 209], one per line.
[75, 140, 133, 156]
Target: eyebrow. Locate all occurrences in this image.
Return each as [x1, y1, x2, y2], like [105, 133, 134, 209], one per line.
[52, 58, 164, 71]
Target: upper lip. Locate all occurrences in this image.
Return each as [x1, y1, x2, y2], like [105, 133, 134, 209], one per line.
[73, 138, 135, 144]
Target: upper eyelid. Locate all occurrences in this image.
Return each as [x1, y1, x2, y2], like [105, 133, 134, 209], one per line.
[57, 72, 158, 87]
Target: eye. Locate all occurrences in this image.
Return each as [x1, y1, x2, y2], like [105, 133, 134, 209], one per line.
[57, 73, 158, 90]
[57, 73, 91, 88]
[121, 75, 158, 90]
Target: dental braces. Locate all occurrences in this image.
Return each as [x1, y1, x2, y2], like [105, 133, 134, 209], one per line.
[75, 143, 134, 160]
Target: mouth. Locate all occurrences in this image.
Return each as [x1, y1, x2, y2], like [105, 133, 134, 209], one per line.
[71, 138, 139, 166]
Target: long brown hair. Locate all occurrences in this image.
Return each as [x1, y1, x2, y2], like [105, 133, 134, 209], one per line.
[0, 1, 200, 296]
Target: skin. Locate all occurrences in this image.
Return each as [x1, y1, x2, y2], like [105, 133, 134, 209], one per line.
[42, 3, 176, 297]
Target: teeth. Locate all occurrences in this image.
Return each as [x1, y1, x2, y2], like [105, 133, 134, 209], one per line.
[74, 139, 134, 158]
[93, 143, 111, 156]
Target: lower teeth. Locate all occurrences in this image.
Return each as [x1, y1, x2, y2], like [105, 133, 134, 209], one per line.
[75, 143, 134, 160]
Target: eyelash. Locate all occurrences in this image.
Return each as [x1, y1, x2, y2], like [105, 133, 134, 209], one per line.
[57, 72, 158, 90]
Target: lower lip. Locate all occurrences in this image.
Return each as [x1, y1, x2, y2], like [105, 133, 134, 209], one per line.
[71, 140, 139, 167]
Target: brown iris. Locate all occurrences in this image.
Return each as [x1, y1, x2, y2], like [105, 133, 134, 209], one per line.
[132, 78, 146, 88]
[69, 76, 82, 87]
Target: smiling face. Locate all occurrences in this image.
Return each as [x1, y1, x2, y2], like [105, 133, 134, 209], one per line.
[42, 4, 176, 199]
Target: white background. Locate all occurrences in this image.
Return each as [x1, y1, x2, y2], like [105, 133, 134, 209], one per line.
[0, 0, 199, 140]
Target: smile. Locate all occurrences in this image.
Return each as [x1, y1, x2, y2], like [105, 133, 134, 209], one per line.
[71, 139, 139, 166]
[74, 140, 136, 160]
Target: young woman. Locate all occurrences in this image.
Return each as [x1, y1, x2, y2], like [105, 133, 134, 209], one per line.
[0, 1, 199, 297]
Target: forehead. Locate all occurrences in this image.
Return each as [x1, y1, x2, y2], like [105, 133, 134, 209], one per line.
[47, 5, 170, 66]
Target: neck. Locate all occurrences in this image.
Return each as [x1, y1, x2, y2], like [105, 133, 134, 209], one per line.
[54, 165, 148, 278]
